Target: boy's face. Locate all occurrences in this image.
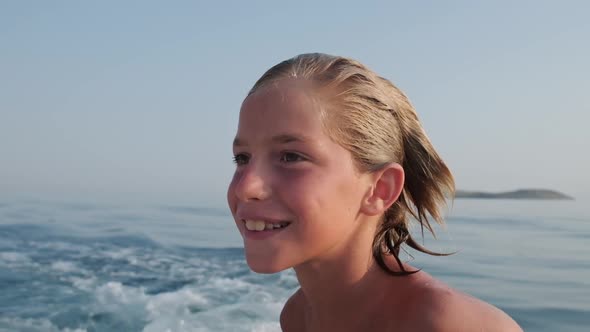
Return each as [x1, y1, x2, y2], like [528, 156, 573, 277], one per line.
[227, 79, 372, 273]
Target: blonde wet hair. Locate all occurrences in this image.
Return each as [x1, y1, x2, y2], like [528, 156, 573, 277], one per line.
[249, 53, 455, 275]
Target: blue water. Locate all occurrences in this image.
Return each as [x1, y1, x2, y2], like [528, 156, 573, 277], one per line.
[1, 198, 589, 331]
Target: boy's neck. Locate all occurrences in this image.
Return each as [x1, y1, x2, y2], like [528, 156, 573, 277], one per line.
[291, 220, 416, 330]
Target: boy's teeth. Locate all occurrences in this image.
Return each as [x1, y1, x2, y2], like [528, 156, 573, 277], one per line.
[254, 221, 265, 231]
[244, 220, 288, 232]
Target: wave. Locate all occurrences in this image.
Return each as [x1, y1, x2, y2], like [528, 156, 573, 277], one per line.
[0, 223, 292, 332]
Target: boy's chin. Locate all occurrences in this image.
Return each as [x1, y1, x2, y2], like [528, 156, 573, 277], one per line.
[245, 254, 291, 274]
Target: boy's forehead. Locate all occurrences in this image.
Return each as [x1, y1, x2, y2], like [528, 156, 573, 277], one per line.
[235, 83, 326, 144]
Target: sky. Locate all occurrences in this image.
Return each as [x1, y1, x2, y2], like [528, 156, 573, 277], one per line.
[1, 1, 589, 207]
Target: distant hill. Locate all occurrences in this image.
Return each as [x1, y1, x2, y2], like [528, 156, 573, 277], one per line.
[454, 189, 574, 200]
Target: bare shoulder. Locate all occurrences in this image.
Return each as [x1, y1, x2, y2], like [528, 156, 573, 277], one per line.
[405, 277, 522, 332]
[280, 288, 306, 332]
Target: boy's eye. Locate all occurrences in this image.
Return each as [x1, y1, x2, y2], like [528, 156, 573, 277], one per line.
[232, 153, 249, 166]
[280, 152, 305, 163]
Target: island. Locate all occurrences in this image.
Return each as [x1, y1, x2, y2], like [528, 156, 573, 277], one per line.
[454, 189, 574, 200]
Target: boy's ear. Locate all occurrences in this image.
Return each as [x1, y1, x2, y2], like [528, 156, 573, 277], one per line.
[361, 163, 404, 216]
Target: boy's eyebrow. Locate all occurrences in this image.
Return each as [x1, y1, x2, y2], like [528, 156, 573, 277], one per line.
[271, 134, 309, 144]
[233, 137, 245, 147]
[233, 134, 310, 147]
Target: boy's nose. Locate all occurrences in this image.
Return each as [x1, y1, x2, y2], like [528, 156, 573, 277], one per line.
[233, 165, 271, 202]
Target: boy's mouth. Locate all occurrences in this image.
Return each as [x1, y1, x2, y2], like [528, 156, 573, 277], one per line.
[243, 219, 291, 232]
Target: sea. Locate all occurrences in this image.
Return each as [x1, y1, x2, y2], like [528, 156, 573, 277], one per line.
[0, 197, 588, 332]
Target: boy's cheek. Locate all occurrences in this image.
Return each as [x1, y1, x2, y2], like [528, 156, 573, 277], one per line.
[226, 182, 238, 214]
